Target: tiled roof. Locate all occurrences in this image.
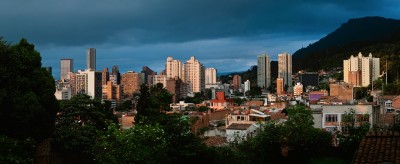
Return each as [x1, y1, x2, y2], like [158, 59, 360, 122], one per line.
[203, 136, 227, 147]
[226, 123, 252, 130]
[353, 131, 400, 164]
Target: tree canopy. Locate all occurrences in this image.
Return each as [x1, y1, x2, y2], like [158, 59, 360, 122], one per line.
[0, 38, 58, 141]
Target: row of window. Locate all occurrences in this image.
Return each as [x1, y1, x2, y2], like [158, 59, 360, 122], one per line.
[325, 114, 370, 123]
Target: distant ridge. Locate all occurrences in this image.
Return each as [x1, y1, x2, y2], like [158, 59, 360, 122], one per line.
[292, 16, 400, 81]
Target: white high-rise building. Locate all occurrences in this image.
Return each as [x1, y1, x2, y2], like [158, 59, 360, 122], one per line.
[165, 57, 184, 81]
[60, 59, 73, 81]
[185, 56, 205, 93]
[278, 52, 292, 87]
[205, 68, 217, 85]
[257, 54, 271, 88]
[87, 48, 96, 71]
[75, 69, 102, 99]
[343, 52, 380, 87]
[244, 80, 251, 93]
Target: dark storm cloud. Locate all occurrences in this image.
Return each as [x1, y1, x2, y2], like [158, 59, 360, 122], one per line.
[1, 0, 399, 79]
[2, 0, 397, 46]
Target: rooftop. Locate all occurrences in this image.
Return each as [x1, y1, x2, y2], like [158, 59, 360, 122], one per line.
[353, 131, 400, 164]
[226, 123, 253, 130]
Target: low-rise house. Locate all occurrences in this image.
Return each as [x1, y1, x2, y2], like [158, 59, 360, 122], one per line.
[170, 101, 194, 112]
[226, 123, 258, 142]
[226, 109, 270, 127]
[209, 91, 233, 111]
[320, 104, 374, 133]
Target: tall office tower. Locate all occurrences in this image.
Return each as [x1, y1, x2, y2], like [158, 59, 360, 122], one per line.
[121, 71, 141, 98]
[165, 57, 185, 80]
[276, 77, 284, 95]
[185, 56, 205, 93]
[257, 54, 271, 88]
[75, 70, 102, 99]
[244, 80, 251, 93]
[141, 66, 157, 85]
[205, 68, 217, 85]
[110, 65, 121, 84]
[60, 59, 73, 81]
[233, 74, 242, 91]
[343, 52, 380, 87]
[86, 48, 96, 70]
[102, 68, 109, 85]
[278, 52, 292, 87]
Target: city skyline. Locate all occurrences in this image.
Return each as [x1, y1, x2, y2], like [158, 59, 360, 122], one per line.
[2, 1, 400, 78]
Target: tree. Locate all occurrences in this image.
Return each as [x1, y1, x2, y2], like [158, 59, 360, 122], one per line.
[52, 94, 116, 159]
[0, 38, 58, 141]
[337, 109, 370, 158]
[94, 123, 168, 163]
[0, 135, 35, 164]
[135, 83, 173, 124]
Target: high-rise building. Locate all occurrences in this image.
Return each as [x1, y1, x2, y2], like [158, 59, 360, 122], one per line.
[102, 81, 122, 101]
[257, 54, 271, 88]
[87, 48, 96, 70]
[110, 65, 121, 84]
[149, 74, 168, 87]
[75, 69, 102, 99]
[185, 56, 205, 93]
[141, 66, 157, 85]
[276, 77, 284, 95]
[293, 82, 303, 96]
[102, 68, 109, 85]
[233, 74, 242, 91]
[343, 52, 380, 87]
[60, 59, 73, 81]
[278, 52, 292, 87]
[121, 71, 141, 98]
[166, 57, 185, 80]
[244, 80, 250, 93]
[205, 68, 217, 85]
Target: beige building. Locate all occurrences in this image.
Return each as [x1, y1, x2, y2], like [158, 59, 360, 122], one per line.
[166, 56, 185, 80]
[293, 82, 303, 96]
[205, 68, 217, 85]
[185, 56, 205, 93]
[121, 71, 141, 98]
[278, 52, 292, 87]
[343, 52, 380, 87]
[102, 81, 122, 100]
[75, 69, 102, 99]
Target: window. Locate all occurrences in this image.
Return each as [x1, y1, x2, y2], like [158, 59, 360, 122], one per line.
[325, 114, 338, 122]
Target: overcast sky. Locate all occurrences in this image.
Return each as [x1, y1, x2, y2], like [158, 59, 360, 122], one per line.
[2, 0, 400, 79]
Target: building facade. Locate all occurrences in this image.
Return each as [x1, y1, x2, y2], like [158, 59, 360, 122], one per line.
[257, 54, 271, 88]
[86, 48, 96, 70]
[205, 68, 217, 85]
[185, 56, 205, 93]
[75, 69, 102, 99]
[276, 77, 284, 95]
[121, 71, 141, 98]
[60, 58, 73, 81]
[166, 57, 185, 80]
[233, 74, 242, 91]
[343, 52, 380, 87]
[278, 52, 292, 87]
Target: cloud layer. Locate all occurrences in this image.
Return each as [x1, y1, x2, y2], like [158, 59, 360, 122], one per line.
[1, 0, 399, 79]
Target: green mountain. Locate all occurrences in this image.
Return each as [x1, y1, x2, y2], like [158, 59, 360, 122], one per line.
[293, 16, 400, 82]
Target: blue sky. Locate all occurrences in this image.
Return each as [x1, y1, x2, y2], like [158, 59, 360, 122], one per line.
[1, 0, 400, 79]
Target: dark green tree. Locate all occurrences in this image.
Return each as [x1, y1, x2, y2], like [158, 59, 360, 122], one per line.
[52, 94, 116, 160]
[0, 38, 58, 141]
